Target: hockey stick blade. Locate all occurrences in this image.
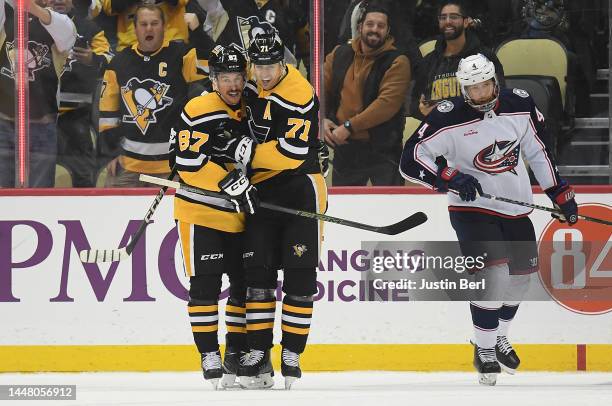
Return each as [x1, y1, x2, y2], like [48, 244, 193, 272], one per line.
[140, 174, 429, 235]
[378, 211, 428, 235]
[79, 247, 130, 263]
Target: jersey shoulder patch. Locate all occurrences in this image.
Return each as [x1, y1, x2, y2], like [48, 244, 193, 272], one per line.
[436, 100, 454, 113]
[512, 88, 530, 98]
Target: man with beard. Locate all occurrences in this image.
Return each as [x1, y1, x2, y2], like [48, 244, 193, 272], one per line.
[323, 1, 411, 186]
[411, 0, 505, 120]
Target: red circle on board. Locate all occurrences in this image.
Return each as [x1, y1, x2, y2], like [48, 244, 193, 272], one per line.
[538, 203, 612, 315]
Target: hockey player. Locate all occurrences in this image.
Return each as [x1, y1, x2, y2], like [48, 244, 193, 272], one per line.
[399, 53, 578, 385]
[98, 4, 208, 187]
[211, 33, 326, 389]
[171, 44, 258, 390]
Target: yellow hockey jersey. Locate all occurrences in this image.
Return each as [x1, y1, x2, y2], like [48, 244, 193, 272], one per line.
[172, 91, 247, 233]
[245, 64, 320, 184]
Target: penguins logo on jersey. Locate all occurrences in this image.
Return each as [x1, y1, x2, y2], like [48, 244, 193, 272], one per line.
[235, 15, 277, 52]
[246, 105, 271, 143]
[292, 244, 307, 257]
[121, 78, 173, 135]
[473, 140, 521, 175]
[1, 41, 50, 81]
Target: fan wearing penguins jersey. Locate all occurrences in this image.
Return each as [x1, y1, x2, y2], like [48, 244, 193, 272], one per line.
[171, 44, 258, 390]
[211, 32, 327, 390]
[98, 4, 208, 187]
[400, 53, 578, 386]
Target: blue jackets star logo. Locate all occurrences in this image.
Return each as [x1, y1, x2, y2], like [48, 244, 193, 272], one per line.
[473, 140, 521, 175]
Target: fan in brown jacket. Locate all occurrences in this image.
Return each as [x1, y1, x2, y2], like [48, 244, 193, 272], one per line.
[323, 1, 411, 186]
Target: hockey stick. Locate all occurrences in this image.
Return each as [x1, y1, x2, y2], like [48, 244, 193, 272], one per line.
[79, 169, 177, 263]
[479, 193, 612, 226]
[139, 174, 428, 235]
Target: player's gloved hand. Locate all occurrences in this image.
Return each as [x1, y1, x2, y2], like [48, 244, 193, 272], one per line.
[545, 180, 578, 225]
[218, 169, 259, 214]
[211, 134, 255, 167]
[435, 166, 483, 202]
[318, 139, 330, 177]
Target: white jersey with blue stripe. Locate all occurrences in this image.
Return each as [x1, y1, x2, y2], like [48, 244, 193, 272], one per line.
[400, 88, 561, 217]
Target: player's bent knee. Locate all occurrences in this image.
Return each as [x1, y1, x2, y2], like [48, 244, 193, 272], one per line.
[504, 274, 531, 303]
[189, 274, 223, 301]
[285, 294, 314, 302]
[282, 268, 318, 296]
[246, 287, 276, 301]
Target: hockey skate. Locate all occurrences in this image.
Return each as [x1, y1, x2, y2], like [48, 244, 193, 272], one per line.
[220, 347, 248, 389]
[281, 348, 302, 390]
[237, 349, 274, 389]
[496, 335, 520, 374]
[473, 344, 501, 386]
[201, 351, 223, 390]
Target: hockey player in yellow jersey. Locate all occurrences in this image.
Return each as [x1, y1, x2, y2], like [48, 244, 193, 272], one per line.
[171, 44, 258, 390]
[211, 32, 327, 390]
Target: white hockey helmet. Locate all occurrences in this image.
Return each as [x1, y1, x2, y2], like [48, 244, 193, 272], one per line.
[456, 53, 499, 112]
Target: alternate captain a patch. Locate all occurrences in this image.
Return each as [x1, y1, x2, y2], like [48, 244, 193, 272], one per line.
[121, 78, 173, 134]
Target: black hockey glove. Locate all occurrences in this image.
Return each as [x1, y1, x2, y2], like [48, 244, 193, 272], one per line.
[218, 169, 259, 214]
[545, 180, 578, 225]
[435, 166, 483, 202]
[211, 133, 255, 167]
[318, 139, 330, 177]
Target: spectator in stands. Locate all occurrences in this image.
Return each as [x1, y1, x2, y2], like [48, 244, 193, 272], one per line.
[98, 4, 207, 187]
[55, 0, 113, 187]
[411, 0, 505, 120]
[98, 0, 190, 52]
[0, 0, 77, 188]
[323, 1, 411, 186]
[197, 0, 299, 64]
[337, 0, 421, 68]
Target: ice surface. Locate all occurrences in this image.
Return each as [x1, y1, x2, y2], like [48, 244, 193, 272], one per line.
[1, 371, 611, 406]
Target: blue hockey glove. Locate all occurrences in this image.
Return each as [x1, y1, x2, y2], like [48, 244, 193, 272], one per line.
[545, 180, 578, 225]
[436, 166, 483, 202]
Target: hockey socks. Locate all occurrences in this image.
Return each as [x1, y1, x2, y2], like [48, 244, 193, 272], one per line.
[225, 298, 247, 351]
[245, 289, 276, 350]
[188, 301, 219, 353]
[470, 301, 501, 349]
[280, 295, 313, 354]
[498, 303, 520, 337]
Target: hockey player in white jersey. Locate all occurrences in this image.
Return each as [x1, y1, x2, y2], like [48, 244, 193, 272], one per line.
[400, 53, 578, 385]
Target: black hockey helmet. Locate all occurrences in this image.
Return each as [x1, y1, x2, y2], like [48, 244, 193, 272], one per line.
[247, 33, 284, 65]
[208, 44, 247, 76]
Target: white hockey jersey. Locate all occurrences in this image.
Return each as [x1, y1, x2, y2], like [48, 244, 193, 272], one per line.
[400, 88, 561, 217]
